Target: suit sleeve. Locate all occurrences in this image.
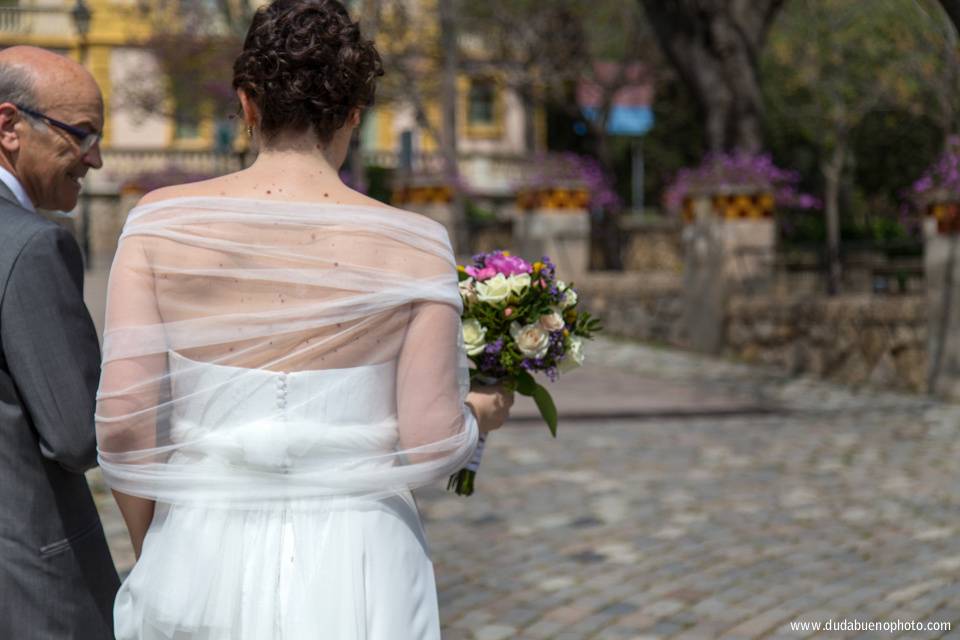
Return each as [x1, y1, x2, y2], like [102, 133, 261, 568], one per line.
[1, 225, 101, 473]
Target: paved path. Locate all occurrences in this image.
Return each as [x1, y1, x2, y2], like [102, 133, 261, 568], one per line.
[85, 264, 960, 638]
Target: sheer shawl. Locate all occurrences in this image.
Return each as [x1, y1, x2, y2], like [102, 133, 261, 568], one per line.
[95, 197, 478, 508]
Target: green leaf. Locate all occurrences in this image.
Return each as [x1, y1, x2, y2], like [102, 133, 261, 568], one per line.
[532, 383, 558, 437]
[516, 370, 537, 395]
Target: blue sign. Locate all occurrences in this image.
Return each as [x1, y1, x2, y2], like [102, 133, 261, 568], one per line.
[581, 106, 654, 137]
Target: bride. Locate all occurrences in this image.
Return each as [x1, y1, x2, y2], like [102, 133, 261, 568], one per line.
[94, 1, 514, 638]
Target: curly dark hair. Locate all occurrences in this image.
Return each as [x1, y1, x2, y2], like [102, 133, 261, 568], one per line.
[232, 0, 384, 144]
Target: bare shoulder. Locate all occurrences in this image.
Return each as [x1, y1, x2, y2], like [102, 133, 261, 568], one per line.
[135, 174, 241, 207]
[332, 193, 445, 229]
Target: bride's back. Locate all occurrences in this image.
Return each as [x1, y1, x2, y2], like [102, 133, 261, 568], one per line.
[118, 193, 449, 372]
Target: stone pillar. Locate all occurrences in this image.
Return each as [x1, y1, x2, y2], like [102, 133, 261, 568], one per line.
[681, 191, 776, 354]
[513, 185, 591, 278]
[924, 201, 960, 399]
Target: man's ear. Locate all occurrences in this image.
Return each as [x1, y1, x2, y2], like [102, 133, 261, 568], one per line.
[349, 108, 362, 129]
[0, 102, 22, 154]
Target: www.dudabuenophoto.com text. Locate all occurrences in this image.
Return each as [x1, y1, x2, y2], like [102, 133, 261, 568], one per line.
[789, 618, 951, 633]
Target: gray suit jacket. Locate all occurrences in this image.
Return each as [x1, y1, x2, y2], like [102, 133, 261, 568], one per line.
[0, 182, 119, 639]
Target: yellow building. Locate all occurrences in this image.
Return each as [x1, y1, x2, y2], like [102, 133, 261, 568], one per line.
[0, 0, 544, 198]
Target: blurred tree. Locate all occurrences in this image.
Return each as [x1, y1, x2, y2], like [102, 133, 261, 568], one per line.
[354, 0, 471, 252]
[763, 0, 942, 293]
[639, 0, 786, 153]
[640, 72, 705, 212]
[919, 1, 960, 144]
[458, 0, 589, 155]
[457, 0, 652, 172]
[359, 0, 652, 254]
[438, 0, 467, 255]
[118, 1, 255, 124]
[851, 110, 941, 215]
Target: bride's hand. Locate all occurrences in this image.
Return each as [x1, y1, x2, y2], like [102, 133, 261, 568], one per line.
[466, 383, 514, 435]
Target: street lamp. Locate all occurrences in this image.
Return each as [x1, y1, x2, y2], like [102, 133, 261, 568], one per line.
[71, 0, 92, 41]
[71, 0, 93, 266]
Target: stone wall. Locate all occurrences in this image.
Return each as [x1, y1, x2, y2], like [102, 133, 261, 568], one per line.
[577, 273, 928, 393]
[620, 216, 684, 272]
[725, 295, 927, 393]
[576, 272, 686, 346]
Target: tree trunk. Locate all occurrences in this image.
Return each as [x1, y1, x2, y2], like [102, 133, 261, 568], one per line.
[823, 138, 847, 296]
[639, 0, 785, 152]
[439, 0, 469, 257]
[520, 84, 538, 155]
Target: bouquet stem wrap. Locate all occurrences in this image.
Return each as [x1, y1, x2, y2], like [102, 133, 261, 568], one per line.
[447, 374, 498, 496]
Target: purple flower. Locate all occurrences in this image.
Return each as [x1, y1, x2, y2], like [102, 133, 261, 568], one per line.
[484, 338, 504, 355]
[522, 152, 622, 211]
[664, 150, 820, 214]
[913, 176, 934, 194]
[908, 137, 960, 208]
[486, 253, 532, 276]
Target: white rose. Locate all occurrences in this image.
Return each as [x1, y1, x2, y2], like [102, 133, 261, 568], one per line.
[459, 277, 478, 305]
[559, 335, 585, 372]
[508, 273, 531, 296]
[462, 318, 488, 356]
[562, 286, 578, 309]
[475, 273, 511, 305]
[510, 320, 550, 359]
[539, 308, 565, 332]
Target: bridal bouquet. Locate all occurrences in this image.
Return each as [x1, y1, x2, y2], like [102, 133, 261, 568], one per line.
[448, 250, 602, 496]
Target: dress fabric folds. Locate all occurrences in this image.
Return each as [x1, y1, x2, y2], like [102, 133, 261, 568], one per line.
[95, 197, 479, 639]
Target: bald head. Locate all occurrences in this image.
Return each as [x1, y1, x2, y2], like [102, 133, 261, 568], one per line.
[0, 46, 101, 112]
[0, 46, 104, 211]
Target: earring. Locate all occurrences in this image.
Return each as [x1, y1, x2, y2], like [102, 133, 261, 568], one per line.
[246, 125, 254, 138]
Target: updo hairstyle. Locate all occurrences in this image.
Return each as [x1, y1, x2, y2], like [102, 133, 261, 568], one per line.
[232, 0, 384, 144]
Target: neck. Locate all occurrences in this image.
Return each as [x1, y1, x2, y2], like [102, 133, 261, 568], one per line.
[252, 127, 349, 173]
[252, 145, 342, 177]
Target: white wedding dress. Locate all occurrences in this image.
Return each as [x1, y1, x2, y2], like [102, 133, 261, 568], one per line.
[96, 198, 479, 640]
[114, 352, 444, 640]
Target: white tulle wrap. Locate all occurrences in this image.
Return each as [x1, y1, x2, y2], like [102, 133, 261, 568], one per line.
[95, 197, 479, 509]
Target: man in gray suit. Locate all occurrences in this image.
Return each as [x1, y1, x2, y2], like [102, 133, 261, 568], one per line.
[0, 46, 119, 638]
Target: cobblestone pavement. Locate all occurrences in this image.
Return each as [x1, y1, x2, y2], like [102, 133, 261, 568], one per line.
[89, 335, 960, 639]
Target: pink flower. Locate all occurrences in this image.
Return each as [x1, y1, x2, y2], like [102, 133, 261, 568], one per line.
[486, 254, 532, 276]
[465, 265, 497, 281]
[504, 307, 514, 317]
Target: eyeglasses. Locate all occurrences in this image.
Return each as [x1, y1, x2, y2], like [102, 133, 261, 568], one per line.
[15, 104, 102, 155]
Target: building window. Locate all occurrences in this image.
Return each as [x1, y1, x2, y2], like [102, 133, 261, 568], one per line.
[173, 102, 200, 140]
[468, 78, 496, 126]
